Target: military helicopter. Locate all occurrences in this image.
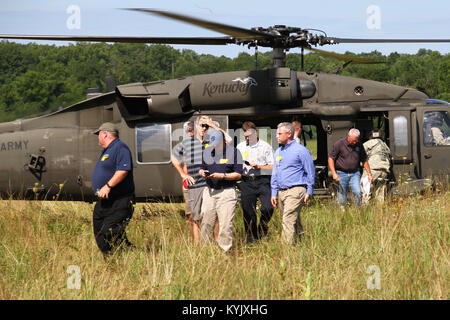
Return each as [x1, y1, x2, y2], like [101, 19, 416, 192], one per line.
[0, 9, 449, 201]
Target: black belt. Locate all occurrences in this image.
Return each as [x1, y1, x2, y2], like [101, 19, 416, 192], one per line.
[279, 184, 306, 191]
[242, 175, 268, 181]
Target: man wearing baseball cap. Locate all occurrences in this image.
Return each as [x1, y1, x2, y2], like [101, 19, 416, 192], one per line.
[199, 130, 243, 253]
[91, 122, 135, 257]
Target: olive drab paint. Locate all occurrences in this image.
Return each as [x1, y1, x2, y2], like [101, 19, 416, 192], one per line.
[0, 68, 448, 201]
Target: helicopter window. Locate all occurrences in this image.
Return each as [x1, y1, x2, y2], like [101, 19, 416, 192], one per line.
[302, 125, 317, 160]
[423, 111, 450, 146]
[135, 123, 172, 164]
[393, 115, 409, 157]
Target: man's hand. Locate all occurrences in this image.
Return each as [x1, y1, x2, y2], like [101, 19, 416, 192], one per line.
[199, 169, 210, 178]
[304, 194, 310, 205]
[203, 118, 232, 144]
[97, 184, 111, 199]
[249, 162, 259, 169]
[332, 172, 340, 182]
[368, 174, 373, 184]
[182, 173, 196, 185]
[208, 172, 225, 180]
[203, 117, 217, 130]
[271, 196, 278, 207]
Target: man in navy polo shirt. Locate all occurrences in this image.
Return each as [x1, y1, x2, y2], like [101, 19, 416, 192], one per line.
[199, 130, 243, 253]
[91, 122, 135, 257]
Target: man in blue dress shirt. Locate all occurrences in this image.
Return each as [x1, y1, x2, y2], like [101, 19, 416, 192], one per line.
[271, 122, 315, 244]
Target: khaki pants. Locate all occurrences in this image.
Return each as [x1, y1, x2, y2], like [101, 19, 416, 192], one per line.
[201, 187, 237, 252]
[361, 170, 388, 205]
[278, 186, 306, 244]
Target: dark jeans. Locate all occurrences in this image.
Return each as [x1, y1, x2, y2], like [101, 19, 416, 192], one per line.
[239, 176, 274, 242]
[93, 193, 135, 256]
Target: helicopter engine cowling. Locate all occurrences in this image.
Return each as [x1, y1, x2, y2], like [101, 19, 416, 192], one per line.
[116, 68, 312, 120]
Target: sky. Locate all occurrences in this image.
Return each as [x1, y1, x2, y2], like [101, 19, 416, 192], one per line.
[0, 0, 449, 58]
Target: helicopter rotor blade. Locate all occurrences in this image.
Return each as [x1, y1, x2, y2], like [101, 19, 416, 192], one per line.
[306, 47, 385, 64]
[127, 8, 276, 41]
[0, 34, 234, 45]
[328, 37, 450, 44]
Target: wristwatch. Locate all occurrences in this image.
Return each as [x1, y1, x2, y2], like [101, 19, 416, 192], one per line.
[106, 182, 112, 189]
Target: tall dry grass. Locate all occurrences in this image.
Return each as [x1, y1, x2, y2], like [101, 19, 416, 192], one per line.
[0, 189, 448, 300]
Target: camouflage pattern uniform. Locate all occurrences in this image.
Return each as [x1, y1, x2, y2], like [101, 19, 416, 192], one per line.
[431, 127, 450, 145]
[361, 137, 391, 204]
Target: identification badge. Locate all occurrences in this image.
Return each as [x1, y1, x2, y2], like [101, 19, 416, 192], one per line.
[101, 155, 109, 161]
[243, 152, 249, 157]
[276, 156, 282, 161]
[220, 158, 228, 164]
[204, 144, 209, 148]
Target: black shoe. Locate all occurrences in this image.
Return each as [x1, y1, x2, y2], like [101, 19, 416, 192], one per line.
[246, 235, 256, 244]
[124, 241, 136, 250]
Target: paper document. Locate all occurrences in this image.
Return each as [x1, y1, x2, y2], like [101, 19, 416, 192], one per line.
[362, 176, 371, 194]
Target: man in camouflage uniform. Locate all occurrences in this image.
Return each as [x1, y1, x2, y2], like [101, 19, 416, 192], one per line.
[361, 129, 392, 204]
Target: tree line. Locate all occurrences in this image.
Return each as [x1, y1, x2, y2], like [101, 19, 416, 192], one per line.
[0, 41, 448, 122]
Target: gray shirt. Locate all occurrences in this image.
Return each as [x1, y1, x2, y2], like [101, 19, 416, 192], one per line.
[173, 136, 208, 189]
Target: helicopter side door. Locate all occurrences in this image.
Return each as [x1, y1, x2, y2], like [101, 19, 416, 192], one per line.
[417, 105, 450, 178]
[131, 115, 229, 200]
[388, 110, 417, 180]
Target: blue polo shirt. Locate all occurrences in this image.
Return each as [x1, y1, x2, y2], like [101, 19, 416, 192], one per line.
[271, 140, 315, 196]
[201, 146, 243, 189]
[92, 138, 135, 198]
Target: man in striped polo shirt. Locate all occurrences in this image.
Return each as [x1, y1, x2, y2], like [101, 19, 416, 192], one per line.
[172, 119, 209, 245]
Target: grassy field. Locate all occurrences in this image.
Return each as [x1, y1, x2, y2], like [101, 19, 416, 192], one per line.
[0, 189, 448, 300]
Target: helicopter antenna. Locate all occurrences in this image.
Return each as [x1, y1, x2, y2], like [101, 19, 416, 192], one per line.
[254, 40, 258, 70]
[301, 47, 304, 71]
[329, 60, 353, 74]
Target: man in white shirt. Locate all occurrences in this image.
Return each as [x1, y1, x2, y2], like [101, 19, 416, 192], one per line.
[237, 121, 274, 243]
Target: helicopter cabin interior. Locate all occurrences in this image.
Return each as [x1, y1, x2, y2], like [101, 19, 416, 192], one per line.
[128, 103, 449, 200]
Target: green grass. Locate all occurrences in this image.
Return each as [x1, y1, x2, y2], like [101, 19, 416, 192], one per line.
[0, 190, 448, 300]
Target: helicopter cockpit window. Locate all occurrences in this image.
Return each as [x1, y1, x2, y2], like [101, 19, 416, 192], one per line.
[423, 111, 450, 146]
[393, 115, 409, 157]
[136, 123, 172, 164]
